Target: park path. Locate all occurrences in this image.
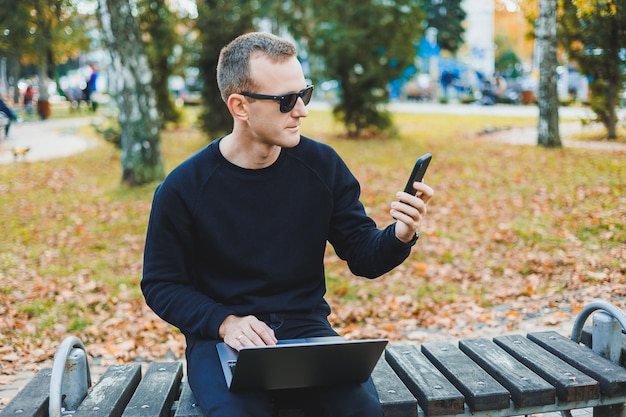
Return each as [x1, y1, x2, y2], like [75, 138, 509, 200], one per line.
[480, 120, 626, 151]
[0, 116, 103, 164]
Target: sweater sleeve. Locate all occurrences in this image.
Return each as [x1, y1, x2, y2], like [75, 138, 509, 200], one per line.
[327, 159, 415, 278]
[141, 182, 233, 340]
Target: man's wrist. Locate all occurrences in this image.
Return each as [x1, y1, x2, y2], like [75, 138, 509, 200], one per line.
[218, 315, 236, 339]
[393, 222, 419, 244]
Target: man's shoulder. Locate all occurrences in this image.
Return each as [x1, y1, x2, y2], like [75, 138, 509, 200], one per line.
[286, 136, 352, 182]
[163, 142, 219, 186]
[291, 135, 340, 160]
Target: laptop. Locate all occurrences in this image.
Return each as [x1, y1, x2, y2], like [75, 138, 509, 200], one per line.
[216, 336, 388, 391]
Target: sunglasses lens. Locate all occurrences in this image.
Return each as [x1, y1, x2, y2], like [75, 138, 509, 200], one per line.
[279, 86, 314, 113]
[280, 93, 299, 113]
[301, 86, 313, 105]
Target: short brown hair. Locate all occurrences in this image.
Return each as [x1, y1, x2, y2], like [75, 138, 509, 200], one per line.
[216, 32, 297, 102]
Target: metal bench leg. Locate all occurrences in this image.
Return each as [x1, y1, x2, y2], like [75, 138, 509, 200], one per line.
[567, 301, 626, 417]
[49, 336, 92, 417]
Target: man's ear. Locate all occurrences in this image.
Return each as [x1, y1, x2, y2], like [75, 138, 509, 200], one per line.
[226, 94, 249, 120]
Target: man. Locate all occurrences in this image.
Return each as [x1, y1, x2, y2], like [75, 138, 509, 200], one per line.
[84, 62, 98, 112]
[142, 32, 433, 417]
[0, 97, 18, 138]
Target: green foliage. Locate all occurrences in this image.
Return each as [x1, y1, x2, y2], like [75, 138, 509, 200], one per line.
[172, 1, 429, 138]
[559, 0, 626, 139]
[421, 0, 466, 52]
[0, 2, 33, 56]
[276, 0, 426, 137]
[137, 0, 183, 126]
[191, 1, 463, 138]
[0, 0, 91, 80]
[195, 0, 258, 139]
[495, 33, 522, 77]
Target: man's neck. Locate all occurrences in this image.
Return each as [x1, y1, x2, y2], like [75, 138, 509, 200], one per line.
[219, 133, 281, 169]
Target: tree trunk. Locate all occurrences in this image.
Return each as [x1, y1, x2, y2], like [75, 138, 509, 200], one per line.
[37, 60, 51, 120]
[536, 0, 561, 147]
[606, 78, 618, 139]
[96, 0, 165, 186]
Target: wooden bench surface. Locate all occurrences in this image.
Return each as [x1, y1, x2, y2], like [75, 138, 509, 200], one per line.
[2, 330, 625, 417]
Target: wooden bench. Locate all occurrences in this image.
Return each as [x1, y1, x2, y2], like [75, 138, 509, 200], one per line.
[2, 305, 625, 417]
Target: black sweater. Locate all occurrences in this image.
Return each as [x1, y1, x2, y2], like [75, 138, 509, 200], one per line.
[141, 136, 415, 340]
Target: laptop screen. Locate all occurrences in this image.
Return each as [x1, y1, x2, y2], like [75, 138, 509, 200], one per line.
[217, 337, 388, 391]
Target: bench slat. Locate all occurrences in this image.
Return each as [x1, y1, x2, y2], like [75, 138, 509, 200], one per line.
[371, 356, 418, 417]
[459, 338, 555, 407]
[386, 345, 464, 416]
[528, 331, 626, 397]
[494, 334, 599, 402]
[421, 342, 510, 412]
[7, 327, 626, 417]
[174, 381, 203, 417]
[122, 362, 183, 417]
[175, 357, 419, 417]
[0, 369, 51, 417]
[74, 364, 142, 417]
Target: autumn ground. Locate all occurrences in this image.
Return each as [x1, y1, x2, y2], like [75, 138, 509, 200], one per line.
[0, 106, 624, 384]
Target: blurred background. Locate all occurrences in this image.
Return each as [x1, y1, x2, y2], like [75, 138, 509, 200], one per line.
[1, 0, 617, 117]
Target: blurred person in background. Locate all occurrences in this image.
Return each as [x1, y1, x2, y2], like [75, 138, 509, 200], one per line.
[0, 97, 19, 138]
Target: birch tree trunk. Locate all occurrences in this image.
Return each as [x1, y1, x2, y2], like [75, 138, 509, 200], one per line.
[96, 0, 165, 186]
[536, 0, 561, 147]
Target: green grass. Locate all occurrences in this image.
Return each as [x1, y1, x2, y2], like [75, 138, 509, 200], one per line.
[1, 105, 624, 357]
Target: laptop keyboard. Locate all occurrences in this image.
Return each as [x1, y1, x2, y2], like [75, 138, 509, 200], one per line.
[227, 360, 237, 374]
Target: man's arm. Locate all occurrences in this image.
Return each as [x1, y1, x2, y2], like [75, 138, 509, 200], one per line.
[328, 162, 434, 278]
[141, 182, 233, 340]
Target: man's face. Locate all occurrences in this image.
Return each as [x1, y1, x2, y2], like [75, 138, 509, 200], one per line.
[243, 54, 309, 148]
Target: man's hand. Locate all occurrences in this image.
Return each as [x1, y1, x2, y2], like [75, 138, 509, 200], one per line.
[219, 315, 277, 351]
[391, 181, 434, 243]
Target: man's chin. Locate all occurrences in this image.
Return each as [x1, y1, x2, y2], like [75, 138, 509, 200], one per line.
[282, 134, 301, 148]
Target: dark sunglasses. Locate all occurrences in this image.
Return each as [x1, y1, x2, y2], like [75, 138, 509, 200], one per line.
[240, 85, 314, 113]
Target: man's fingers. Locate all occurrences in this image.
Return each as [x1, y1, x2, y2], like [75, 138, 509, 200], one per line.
[250, 320, 277, 345]
[227, 315, 276, 350]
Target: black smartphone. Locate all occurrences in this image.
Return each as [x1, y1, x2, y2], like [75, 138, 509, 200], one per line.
[403, 153, 432, 194]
